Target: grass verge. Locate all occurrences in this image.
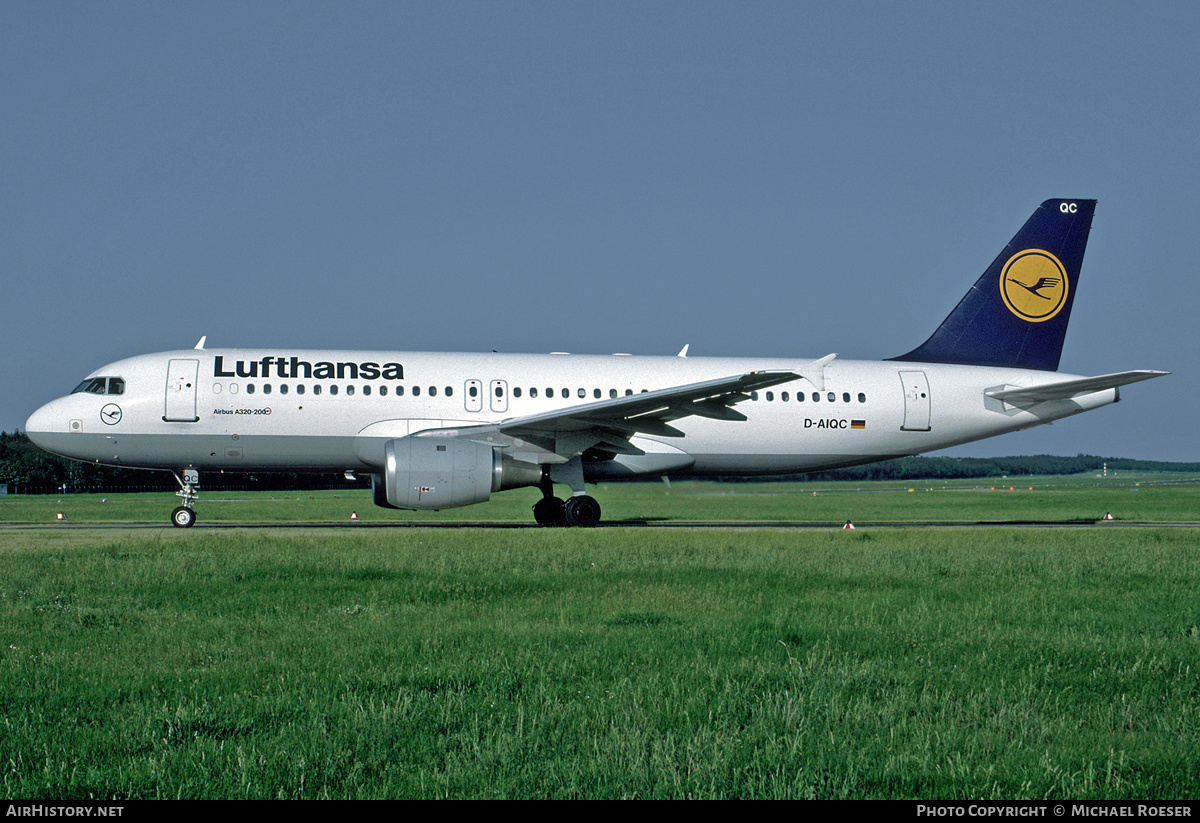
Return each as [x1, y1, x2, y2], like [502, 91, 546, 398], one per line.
[2, 526, 1198, 798]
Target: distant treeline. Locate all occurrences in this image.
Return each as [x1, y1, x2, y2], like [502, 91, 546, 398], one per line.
[732, 453, 1200, 483]
[2, 430, 1196, 494]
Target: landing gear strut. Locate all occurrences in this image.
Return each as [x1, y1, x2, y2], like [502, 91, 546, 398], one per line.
[170, 469, 199, 528]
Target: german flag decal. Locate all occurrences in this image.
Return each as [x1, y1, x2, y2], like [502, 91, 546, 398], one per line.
[851, 420, 866, 429]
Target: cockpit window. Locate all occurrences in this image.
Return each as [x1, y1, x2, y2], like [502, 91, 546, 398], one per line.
[73, 378, 108, 395]
[72, 377, 124, 395]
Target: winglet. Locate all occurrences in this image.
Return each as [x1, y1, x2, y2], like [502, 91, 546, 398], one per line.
[802, 353, 837, 391]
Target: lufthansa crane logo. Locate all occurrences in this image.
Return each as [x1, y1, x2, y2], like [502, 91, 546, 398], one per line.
[100, 404, 122, 425]
[999, 249, 1069, 323]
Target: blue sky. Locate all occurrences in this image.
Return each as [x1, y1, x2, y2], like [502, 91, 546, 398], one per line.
[3, 2, 1195, 462]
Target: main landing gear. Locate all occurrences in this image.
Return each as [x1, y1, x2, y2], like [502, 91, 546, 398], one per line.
[531, 469, 601, 527]
[170, 469, 199, 528]
[563, 494, 602, 528]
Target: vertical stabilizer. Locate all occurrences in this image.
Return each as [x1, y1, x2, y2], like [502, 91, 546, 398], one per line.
[891, 199, 1096, 371]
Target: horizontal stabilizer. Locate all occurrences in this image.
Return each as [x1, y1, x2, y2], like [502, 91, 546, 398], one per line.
[986, 370, 1169, 404]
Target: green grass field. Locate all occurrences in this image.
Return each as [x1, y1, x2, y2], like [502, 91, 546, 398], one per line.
[1, 478, 1198, 798]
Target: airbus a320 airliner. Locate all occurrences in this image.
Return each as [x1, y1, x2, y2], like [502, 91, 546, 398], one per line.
[26, 200, 1166, 527]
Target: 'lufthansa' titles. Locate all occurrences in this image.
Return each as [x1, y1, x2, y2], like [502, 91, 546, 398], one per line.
[214, 356, 404, 381]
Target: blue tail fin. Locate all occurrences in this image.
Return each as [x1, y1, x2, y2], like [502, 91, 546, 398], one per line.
[891, 199, 1096, 371]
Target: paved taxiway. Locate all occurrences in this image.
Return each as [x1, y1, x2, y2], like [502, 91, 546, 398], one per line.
[4, 521, 1198, 530]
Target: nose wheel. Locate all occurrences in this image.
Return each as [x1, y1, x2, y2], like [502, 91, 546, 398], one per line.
[171, 506, 196, 528]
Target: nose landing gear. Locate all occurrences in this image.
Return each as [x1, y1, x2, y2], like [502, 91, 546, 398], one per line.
[170, 469, 200, 528]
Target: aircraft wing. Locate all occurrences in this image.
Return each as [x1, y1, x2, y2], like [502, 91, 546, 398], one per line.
[411, 362, 826, 461]
[498, 368, 801, 440]
[985, 370, 1169, 405]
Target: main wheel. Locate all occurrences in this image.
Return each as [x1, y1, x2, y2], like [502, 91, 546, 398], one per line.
[563, 495, 601, 528]
[533, 496, 567, 527]
[171, 506, 196, 528]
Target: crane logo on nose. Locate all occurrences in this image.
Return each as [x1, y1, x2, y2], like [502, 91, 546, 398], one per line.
[100, 404, 122, 425]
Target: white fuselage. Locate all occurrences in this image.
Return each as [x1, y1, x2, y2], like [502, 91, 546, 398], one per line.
[25, 348, 1118, 479]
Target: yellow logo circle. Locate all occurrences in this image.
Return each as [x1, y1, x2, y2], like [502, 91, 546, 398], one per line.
[999, 249, 1069, 322]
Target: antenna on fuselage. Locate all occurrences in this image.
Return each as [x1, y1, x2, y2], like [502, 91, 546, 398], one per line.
[194, 336, 206, 350]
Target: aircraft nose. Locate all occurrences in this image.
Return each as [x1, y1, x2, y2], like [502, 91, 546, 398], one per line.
[25, 400, 64, 451]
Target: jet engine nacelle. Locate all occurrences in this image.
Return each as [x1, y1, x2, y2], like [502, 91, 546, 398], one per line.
[373, 435, 541, 510]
